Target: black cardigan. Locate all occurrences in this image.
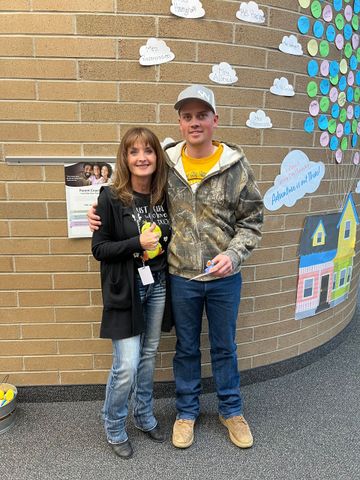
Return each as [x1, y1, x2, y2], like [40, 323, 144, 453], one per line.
[92, 187, 173, 339]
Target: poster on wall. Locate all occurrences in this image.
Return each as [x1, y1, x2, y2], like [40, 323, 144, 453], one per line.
[263, 150, 325, 211]
[295, 193, 359, 320]
[64, 161, 115, 238]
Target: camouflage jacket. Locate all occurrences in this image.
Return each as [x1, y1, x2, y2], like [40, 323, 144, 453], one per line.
[164, 140, 264, 279]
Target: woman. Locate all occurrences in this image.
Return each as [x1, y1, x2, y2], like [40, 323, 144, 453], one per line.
[92, 127, 172, 459]
[100, 163, 112, 183]
[90, 163, 105, 185]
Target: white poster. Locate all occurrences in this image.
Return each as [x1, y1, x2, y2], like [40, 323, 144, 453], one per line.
[139, 38, 175, 66]
[64, 161, 115, 238]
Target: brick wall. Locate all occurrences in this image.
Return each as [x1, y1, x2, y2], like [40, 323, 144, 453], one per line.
[0, 0, 359, 385]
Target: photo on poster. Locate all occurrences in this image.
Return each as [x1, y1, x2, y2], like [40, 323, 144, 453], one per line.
[295, 194, 359, 320]
[64, 161, 115, 238]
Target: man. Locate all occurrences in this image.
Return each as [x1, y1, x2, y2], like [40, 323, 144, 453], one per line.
[88, 85, 263, 449]
[79, 162, 93, 186]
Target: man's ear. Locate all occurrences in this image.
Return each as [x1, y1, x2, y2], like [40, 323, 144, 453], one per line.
[213, 114, 219, 128]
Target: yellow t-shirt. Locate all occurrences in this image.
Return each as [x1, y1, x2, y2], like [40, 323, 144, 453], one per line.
[182, 142, 224, 186]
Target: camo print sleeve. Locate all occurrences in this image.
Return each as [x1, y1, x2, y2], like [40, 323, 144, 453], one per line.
[222, 156, 264, 270]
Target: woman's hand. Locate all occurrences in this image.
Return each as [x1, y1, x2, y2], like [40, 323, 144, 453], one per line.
[87, 202, 101, 232]
[140, 223, 160, 250]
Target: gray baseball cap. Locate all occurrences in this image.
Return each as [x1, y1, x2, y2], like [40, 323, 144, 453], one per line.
[174, 84, 217, 113]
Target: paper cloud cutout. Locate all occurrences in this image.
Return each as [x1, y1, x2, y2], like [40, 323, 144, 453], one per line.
[264, 150, 325, 211]
[279, 35, 303, 56]
[139, 38, 175, 66]
[270, 77, 295, 97]
[209, 62, 238, 85]
[236, 1, 265, 24]
[170, 0, 205, 18]
[246, 109, 272, 129]
[161, 137, 175, 148]
[355, 180, 360, 194]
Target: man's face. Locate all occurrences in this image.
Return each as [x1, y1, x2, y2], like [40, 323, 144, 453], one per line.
[178, 100, 218, 148]
[83, 164, 93, 178]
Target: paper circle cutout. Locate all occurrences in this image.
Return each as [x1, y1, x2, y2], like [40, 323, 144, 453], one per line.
[335, 149, 343, 163]
[353, 119, 359, 132]
[335, 14, 345, 30]
[307, 59, 319, 77]
[339, 76, 347, 91]
[320, 60, 329, 76]
[319, 40, 329, 57]
[299, 0, 311, 8]
[335, 34, 344, 50]
[333, 0, 343, 12]
[347, 104, 354, 119]
[353, 152, 360, 165]
[331, 103, 340, 118]
[341, 137, 348, 150]
[330, 75, 339, 86]
[352, 34, 360, 50]
[344, 120, 351, 135]
[330, 87, 339, 103]
[329, 136, 339, 150]
[348, 70, 355, 86]
[344, 24, 353, 42]
[307, 80, 318, 97]
[320, 78, 330, 94]
[298, 16, 311, 34]
[326, 24, 336, 42]
[320, 131, 329, 146]
[329, 61, 340, 77]
[344, 43, 353, 59]
[307, 39, 319, 56]
[336, 123, 344, 138]
[352, 134, 358, 147]
[350, 55, 358, 70]
[345, 5, 353, 21]
[352, 15, 359, 30]
[313, 20, 324, 38]
[304, 116, 315, 133]
[318, 114, 328, 130]
[340, 58, 348, 74]
[309, 100, 320, 116]
[347, 86, 354, 102]
[320, 96, 330, 112]
[328, 119, 337, 133]
[323, 4, 333, 22]
[339, 108, 347, 122]
[311, 1, 322, 19]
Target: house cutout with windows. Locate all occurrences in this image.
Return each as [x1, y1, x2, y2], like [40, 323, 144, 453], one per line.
[295, 193, 359, 320]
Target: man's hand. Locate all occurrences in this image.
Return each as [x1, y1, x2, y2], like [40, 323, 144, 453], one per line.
[88, 202, 101, 232]
[209, 254, 233, 278]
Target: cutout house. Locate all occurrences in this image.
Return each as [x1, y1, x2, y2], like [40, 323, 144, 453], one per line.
[295, 193, 359, 320]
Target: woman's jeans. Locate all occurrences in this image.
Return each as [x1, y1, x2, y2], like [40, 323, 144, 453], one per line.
[103, 270, 166, 444]
[170, 273, 243, 421]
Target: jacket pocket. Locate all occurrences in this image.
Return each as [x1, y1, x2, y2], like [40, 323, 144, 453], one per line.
[101, 262, 132, 309]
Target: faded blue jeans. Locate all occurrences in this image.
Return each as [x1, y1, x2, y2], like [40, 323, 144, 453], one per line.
[171, 273, 243, 420]
[103, 270, 166, 444]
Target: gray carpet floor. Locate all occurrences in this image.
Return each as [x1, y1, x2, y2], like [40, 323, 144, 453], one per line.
[1, 311, 359, 480]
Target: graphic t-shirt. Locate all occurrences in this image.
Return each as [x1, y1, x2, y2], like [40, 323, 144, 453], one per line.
[181, 141, 224, 186]
[122, 192, 171, 272]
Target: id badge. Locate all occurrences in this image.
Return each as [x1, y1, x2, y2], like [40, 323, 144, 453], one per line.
[138, 266, 154, 285]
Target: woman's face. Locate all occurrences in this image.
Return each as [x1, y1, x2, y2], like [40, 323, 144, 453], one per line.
[126, 141, 157, 181]
[101, 165, 109, 178]
[93, 165, 100, 177]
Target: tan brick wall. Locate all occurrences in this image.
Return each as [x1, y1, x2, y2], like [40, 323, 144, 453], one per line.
[0, 1, 359, 386]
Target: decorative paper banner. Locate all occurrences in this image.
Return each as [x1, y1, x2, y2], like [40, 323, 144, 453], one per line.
[263, 150, 325, 211]
[65, 161, 115, 238]
[139, 38, 175, 66]
[209, 62, 238, 84]
[161, 137, 176, 148]
[246, 109, 272, 129]
[279, 35, 303, 55]
[295, 194, 359, 320]
[170, 0, 205, 18]
[270, 77, 295, 96]
[236, 1, 265, 24]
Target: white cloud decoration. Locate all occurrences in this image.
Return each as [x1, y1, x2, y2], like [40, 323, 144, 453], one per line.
[264, 150, 325, 211]
[139, 38, 175, 66]
[270, 77, 295, 97]
[161, 137, 176, 148]
[170, 0, 205, 18]
[236, 1, 265, 24]
[355, 180, 360, 194]
[209, 62, 238, 85]
[279, 35, 303, 56]
[246, 109, 272, 129]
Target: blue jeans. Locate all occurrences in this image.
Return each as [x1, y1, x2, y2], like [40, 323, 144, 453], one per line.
[171, 273, 242, 420]
[103, 270, 166, 444]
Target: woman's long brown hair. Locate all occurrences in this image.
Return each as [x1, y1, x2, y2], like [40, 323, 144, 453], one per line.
[111, 127, 167, 206]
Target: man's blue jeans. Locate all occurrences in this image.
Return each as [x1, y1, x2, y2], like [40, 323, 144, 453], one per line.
[170, 273, 243, 420]
[103, 271, 166, 444]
